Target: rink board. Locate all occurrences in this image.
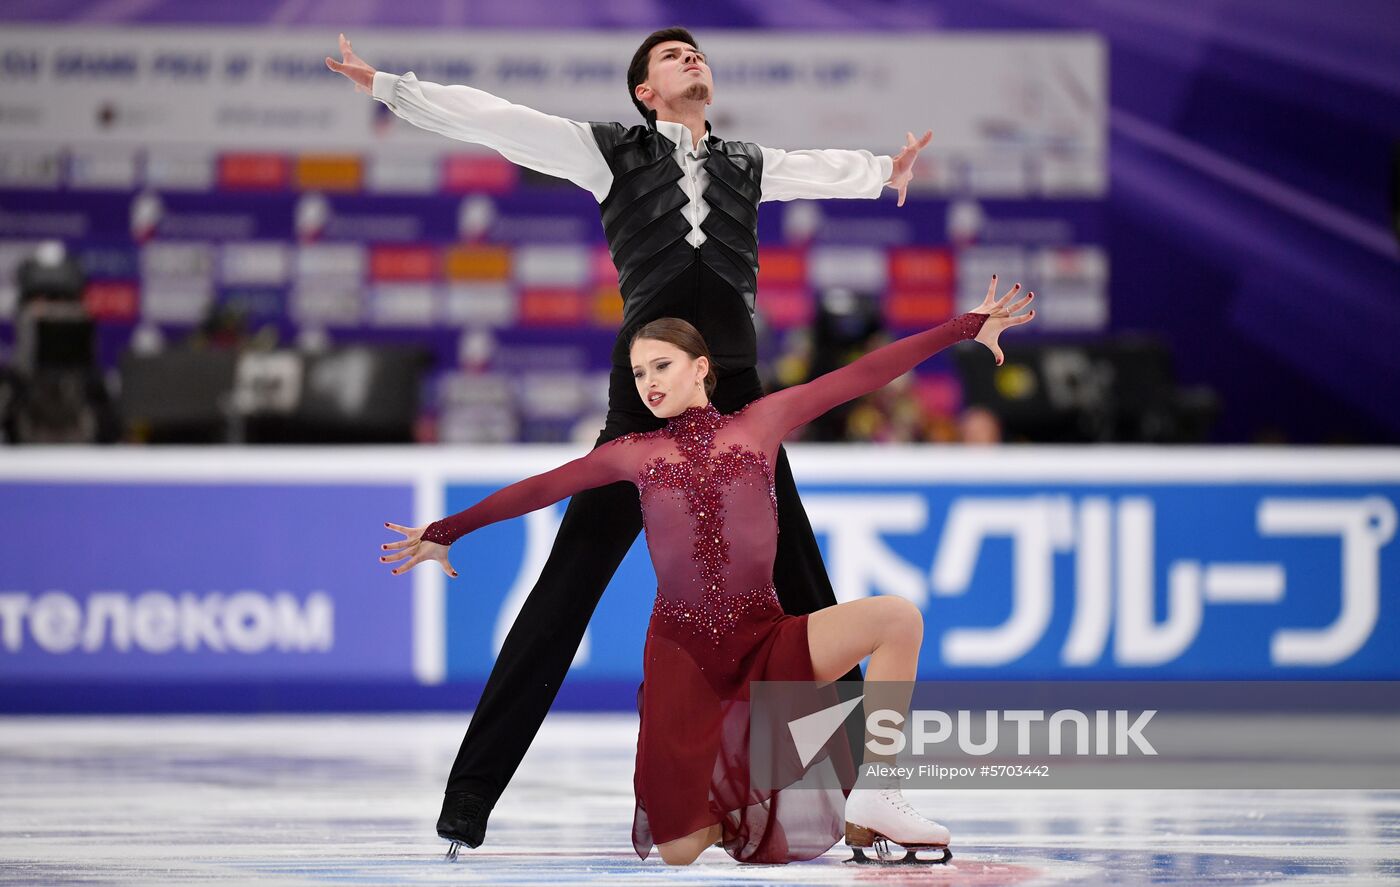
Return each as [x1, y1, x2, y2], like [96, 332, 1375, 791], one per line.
[3, 446, 1399, 710]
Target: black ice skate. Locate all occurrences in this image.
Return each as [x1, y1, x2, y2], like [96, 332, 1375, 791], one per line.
[438, 791, 491, 860]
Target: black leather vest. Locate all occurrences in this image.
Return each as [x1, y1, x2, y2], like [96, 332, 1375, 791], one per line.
[589, 114, 763, 336]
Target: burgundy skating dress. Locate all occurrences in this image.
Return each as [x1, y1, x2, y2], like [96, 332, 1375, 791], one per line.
[422, 312, 987, 863]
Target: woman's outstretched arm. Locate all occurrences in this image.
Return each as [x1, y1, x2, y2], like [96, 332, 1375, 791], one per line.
[754, 277, 1035, 443]
[380, 437, 638, 577]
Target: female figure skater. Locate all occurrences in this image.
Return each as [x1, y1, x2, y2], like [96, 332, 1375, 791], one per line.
[381, 277, 1034, 865]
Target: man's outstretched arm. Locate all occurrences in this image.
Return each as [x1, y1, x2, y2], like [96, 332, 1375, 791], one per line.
[328, 33, 613, 201]
[759, 129, 931, 207]
[759, 145, 892, 202]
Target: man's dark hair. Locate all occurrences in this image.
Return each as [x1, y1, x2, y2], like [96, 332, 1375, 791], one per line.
[627, 27, 700, 120]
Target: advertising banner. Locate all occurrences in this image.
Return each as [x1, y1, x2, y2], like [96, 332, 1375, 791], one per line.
[5, 448, 1395, 700]
[439, 449, 1400, 682]
[1, 477, 417, 680]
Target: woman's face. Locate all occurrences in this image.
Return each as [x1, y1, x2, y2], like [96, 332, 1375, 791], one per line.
[631, 338, 709, 419]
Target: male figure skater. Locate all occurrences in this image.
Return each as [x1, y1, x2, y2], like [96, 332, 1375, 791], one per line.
[327, 27, 933, 850]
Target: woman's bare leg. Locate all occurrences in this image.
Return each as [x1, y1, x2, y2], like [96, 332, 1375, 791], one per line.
[808, 597, 951, 853]
[807, 596, 924, 769]
[656, 822, 721, 866]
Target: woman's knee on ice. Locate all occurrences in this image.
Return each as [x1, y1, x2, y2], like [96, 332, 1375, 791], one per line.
[657, 840, 704, 866]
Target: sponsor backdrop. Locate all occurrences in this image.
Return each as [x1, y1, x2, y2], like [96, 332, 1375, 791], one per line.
[0, 28, 1107, 444]
[4, 447, 1397, 710]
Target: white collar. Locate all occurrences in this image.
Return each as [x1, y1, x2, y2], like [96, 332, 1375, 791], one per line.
[654, 119, 711, 157]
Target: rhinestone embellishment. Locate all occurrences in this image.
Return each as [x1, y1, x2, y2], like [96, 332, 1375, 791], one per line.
[627, 403, 778, 643]
[653, 582, 780, 644]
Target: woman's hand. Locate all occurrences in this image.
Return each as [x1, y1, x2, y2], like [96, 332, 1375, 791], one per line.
[970, 276, 1036, 366]
[326, 32, 376, 95]
[380, 522, 458, 578]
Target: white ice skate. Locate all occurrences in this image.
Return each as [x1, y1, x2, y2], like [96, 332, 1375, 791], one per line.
[843, 786, 952, 865]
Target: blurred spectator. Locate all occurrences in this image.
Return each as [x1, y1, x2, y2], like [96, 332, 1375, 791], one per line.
[846, 376, 933, 443]
[191, 300, 279, 353]
[959, 406, 1003, 445]
[1, 242, 118, 444]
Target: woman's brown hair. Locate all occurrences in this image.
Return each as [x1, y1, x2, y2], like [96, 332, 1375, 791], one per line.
[629, 317, 718, 398]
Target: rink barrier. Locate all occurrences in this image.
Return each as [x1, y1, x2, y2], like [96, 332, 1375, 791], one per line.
[4, 445, 1399, 712]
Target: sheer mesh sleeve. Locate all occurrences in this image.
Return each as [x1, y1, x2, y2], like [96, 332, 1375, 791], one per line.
[421, 437, 640, 546]
[751, 312, 988, 443]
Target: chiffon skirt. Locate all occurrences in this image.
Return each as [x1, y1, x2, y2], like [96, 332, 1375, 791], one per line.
[630, 588, 853, 863]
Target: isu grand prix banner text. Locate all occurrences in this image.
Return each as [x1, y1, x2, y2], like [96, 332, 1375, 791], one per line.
[0, 28, 1104, 180]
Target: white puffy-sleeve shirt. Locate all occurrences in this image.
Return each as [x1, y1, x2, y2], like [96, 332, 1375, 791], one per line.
[372, 71, 894, 245]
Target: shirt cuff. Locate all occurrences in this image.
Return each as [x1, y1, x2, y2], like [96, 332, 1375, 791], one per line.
[877, 154, 894, 187]
[371, 70, 400, 107]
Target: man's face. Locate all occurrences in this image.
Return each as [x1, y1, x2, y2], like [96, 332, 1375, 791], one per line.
[638, 40, 713, 110]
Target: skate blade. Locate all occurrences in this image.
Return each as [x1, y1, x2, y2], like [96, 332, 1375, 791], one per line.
[847, 844, 952, 865]
[845, 829, 951, 866]
[441, 838, 467, 861]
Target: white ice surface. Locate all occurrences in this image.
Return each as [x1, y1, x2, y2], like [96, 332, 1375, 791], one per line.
[1, 713, 1397, 885]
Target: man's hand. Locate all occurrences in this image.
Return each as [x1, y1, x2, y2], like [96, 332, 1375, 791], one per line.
[888, 129, 932, 208]
[326, 32, 376, 95]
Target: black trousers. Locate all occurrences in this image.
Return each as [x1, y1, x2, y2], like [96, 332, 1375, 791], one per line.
[445, 269, 864, 804]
